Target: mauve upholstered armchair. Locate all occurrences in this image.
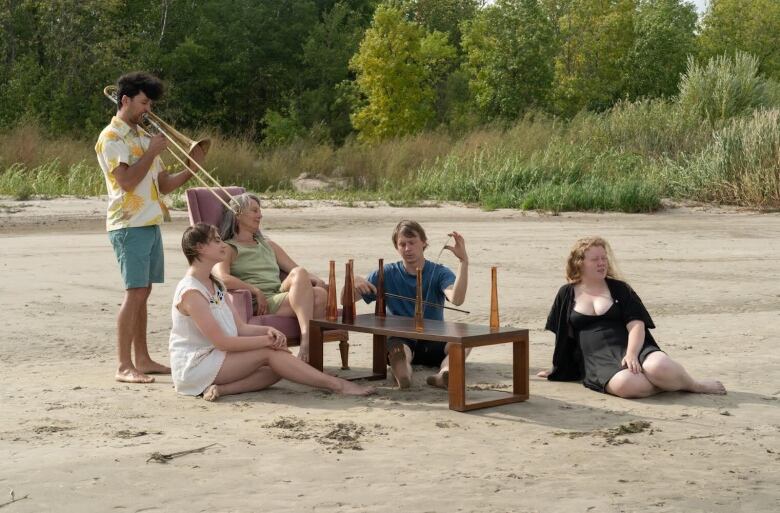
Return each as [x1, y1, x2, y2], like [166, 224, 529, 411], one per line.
[185, 187, 350, 369]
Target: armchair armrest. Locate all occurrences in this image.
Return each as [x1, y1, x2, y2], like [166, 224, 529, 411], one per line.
[226, 289, 253, 323]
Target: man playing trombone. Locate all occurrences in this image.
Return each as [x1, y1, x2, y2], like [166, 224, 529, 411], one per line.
[95, 72, 204, 383]
[348, 220, 469, 389]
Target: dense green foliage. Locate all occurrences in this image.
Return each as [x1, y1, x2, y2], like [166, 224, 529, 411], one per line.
[698, 0, 780, 81]
[3, 0, 768, 140]
[1, 1, 780, 211]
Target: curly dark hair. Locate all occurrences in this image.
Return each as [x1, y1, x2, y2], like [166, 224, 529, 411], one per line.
[116, 72, 164, 109]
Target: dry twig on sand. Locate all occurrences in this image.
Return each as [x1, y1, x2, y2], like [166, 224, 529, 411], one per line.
[0, 494, 30, 509]
[146, 443, 217, 464]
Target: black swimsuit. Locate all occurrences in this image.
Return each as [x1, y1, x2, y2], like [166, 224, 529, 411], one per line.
[569, 302, 661, 392]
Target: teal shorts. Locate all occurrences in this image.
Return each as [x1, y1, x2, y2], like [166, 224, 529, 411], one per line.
[108, 225, 164, 289]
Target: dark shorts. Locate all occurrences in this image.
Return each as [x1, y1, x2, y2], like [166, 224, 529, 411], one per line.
[108, 225, 164, 289]
[386, 337, 447, 367]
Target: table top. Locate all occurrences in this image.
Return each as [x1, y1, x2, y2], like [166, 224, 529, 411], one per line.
[311, 314, 527, 344]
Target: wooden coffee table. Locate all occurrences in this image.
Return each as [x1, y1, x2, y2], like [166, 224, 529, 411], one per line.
[309, 314, 529, 412]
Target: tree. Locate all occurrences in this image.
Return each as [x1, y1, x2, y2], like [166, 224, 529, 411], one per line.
[624, 0, 696, 100]
[155, 0, 319, 134]
[461, 0, 556, 119]
[552, 0, 636, 116]
[401, 0, 481, 49]
[298, 1, 374, 142]
[349, 4, 455, 141]
[699, 0, 780, 81]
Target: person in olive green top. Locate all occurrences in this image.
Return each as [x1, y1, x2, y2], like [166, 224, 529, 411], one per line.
[214, 193, 327, 362]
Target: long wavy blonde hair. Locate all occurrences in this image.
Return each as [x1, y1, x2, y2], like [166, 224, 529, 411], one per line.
[565, 236, 622, 283]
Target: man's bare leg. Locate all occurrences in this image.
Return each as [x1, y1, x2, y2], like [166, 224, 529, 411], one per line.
[389, 344, 413, 389]
[132, 285, 171, 375]
[427, 344, 472, 389]
[116, 286, 154, 383]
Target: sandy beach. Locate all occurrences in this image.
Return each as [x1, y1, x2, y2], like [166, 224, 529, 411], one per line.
[1, 197, 778, 512]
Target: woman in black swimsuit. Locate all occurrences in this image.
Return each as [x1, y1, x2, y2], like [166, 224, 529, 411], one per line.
[539, 236, 726, 398]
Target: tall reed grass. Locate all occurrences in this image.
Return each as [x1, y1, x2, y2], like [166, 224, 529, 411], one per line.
[1, 54, 779, 211]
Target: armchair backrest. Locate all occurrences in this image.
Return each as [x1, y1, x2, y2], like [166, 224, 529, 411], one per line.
[185, 186, 246, 227]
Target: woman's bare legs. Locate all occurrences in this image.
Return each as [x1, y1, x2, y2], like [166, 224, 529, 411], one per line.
[641, 352, 726, 394]
[276, 267, 327, 362]
[536, 367, 659, 397]
[204, 348, 375, 400]
[606, 369, 661, 398]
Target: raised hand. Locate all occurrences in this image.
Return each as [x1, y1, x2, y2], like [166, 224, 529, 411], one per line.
[444, 231, 468, 262]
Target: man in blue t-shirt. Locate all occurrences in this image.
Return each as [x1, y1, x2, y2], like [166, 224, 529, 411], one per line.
[350, 220, 469, 389]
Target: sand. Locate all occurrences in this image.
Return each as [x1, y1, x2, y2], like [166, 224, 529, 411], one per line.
[0, 197, 778, 513]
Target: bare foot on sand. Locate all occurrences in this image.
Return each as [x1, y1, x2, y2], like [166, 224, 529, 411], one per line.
[336, 380, 376, 396]
[426, 370, 449, 389]
[536, 369, 551, 378]
[388, 347, 412, 389]
[203, 384, 220, 402]
[692, 379, 727, 395]
[136, 359, 171, 375]
[116, 366, 154, 384]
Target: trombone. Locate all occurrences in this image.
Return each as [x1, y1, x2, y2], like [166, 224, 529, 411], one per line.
[103, 85, 237, 214]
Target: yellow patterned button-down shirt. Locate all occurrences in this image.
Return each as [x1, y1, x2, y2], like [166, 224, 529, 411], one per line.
[95, 116, 165, 231]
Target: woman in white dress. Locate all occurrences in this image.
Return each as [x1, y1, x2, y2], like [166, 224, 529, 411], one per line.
[169, 223, 375, 401]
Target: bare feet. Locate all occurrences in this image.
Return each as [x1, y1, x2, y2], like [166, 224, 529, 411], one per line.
[115, 366, 154, 384]
[426, 370, 449, 389]
[536, 369, 551, 378]
[135, 359, 171, 375]
[202, 384, 221, 401]
[388, 347, 412, 389]
[336, 380, 376, 396]
[692, 379, 727, 395]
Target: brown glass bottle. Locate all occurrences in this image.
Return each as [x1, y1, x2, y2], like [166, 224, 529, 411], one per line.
[342, 260, 356, 323]
[326, 260, 337, 321]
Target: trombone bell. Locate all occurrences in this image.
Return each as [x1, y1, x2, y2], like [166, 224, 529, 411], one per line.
[144, 112, 211, 157]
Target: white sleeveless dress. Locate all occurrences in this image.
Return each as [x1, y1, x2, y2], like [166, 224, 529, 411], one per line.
[169, 275, 235, 396]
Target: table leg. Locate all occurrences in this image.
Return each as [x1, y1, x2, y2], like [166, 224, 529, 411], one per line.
[373, 334, 387, 379]
[513, 335, 529, 400]
[448, 344, 466, 412]
[309, 325, 324, 371]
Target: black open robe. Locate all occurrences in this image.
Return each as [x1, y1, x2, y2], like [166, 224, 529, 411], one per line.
[544, 278, 660, 382]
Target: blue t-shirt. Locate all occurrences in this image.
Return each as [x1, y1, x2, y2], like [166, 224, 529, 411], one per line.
[362, 260, 456, 321]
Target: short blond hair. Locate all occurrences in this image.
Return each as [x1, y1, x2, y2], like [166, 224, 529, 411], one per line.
[565, 236, 622, 283]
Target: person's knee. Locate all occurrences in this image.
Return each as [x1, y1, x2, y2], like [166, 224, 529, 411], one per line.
[608, 374, 651, 399]
[643, 354, 673, 378]
[289, 266, 310, 283]
[251, 348, 274, 366]
[125, 287, 151, 305]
